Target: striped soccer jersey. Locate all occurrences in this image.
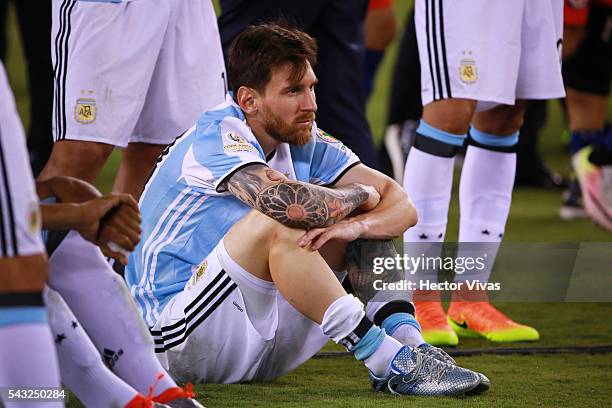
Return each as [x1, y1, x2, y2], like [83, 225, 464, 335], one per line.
[0, 62, 45, 258]
[126, 94, 360, 326]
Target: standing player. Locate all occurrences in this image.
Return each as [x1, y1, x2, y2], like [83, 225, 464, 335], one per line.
[404, 0, 565, 345]
[39, 0, 226, 200]
[126, 23, 490, 396]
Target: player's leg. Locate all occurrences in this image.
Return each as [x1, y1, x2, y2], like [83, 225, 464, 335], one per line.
[403, 100, 475, 346]
[121, 0, 227, 200]
[407, 0, 532, 346]
[447, 103, 539, 342]
[43, 286, 147, 408]
[0, 62, 63, 407]
[112, 142, 166, 200]
[221, 210, 483, 395]
[309, 237, 426, 351]
[0, 256, 64, 408]
[47, 231, 185, 399]
[564, 3, 612, 230]
[337, 239, 424, 347]
[38, 140, 113, 184]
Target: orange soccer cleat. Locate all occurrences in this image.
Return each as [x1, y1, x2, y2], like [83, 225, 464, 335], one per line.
[154, 383, 205, 408]
[447, 301, 539, 342]
[414, 291, 459, 346]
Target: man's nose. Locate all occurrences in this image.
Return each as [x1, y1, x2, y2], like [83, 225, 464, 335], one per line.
[302, 90, 317, 112]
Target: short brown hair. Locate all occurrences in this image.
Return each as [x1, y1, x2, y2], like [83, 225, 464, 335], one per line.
[228, 22, 317, 95]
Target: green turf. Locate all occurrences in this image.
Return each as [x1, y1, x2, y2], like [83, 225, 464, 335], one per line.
[196, 354, 612, 408]
[4, 2, 612, 407]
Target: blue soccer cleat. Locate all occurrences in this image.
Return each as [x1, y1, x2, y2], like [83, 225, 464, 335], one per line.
[368, 346, 481, 396]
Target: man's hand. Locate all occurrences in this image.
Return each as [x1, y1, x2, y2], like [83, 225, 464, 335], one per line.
[97, 203, 141, 265]
[75, 193, 141, 264]
[359, 184, 381, 211]
[298, 217, 367, 251]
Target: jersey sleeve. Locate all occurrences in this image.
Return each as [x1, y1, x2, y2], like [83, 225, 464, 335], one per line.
[309, 128, 361, 186]
[184, 116, 267, 194]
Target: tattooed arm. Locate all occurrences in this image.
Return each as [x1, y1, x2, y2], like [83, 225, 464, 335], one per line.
[225, 164, 379, 229]
[298, 164, 418, 250]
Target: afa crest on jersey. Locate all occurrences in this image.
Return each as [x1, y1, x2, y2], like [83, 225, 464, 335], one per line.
[317, 129, 340, 144]
[459, 59, 478, 85]
[186, 260, 209, 290]
[75, 98, 97, 124]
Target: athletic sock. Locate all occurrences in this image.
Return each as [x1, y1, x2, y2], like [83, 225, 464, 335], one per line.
[403, 146, 455, 245]
[403, 127, 458, 292]
[570, 126, 612, 155]
[0, 306, 63, 407]
[363, 334, 403, 377]
[320, 294, 402, 377]
[47, 231, 177, 395]
[381, 313, 425, 347]
[44, 287, 138, 408]
[367, 302, 424, 347]
[456, 129, 517, 289]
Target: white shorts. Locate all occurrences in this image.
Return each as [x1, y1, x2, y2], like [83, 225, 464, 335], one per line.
[416, 0, 565, 109]
[52, 0, 227, 147]
[150, 240, 329, 384]
[0, 63, 44, 258]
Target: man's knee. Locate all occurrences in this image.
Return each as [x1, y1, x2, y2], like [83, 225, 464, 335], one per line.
[422, 98, 478, 135]
[39, 140, 113, 183]
[473, 103, 526, 136]
[242, 210, 303, 246]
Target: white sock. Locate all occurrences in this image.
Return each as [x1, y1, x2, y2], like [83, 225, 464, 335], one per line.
[0, 312, 63, 408]
[403, 148, 455, 243]
[320, 295, 402, 377]
[363, 335, 403, 378]
[47, 231, 177, 395]
[44, 287, 138, 408]
[403, 147, 454, 285]
[457, 144, 515, 283]
[391, 324, 426, 347]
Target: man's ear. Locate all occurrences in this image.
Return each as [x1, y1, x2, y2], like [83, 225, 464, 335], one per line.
[236, 86, 258, 115]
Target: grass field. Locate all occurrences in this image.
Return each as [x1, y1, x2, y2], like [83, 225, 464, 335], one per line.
[3, 1, 612, 407]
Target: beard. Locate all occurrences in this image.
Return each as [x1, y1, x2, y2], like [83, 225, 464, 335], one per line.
[261, 105, 314, 146]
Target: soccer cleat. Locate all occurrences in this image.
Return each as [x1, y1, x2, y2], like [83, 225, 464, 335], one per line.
[447, 301, 539, 342]
[559, 178, 587, 220]
[368, 346, 481, 396]
[573, 147, 612, 231]
[417, 343, 490, 395]
[153, 384, 205, 408]
[415, 300, 459, 346]
[416, 343, 455, 365]
[125, 393, 169, 408]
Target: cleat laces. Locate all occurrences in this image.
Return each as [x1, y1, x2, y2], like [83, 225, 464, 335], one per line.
[401, 351, 454, 385]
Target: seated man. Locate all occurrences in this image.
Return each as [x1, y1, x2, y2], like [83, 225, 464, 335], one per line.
[126, 23, 489, 396]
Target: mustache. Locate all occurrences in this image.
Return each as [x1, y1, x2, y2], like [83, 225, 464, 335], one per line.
[295, 113, 316, 123]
